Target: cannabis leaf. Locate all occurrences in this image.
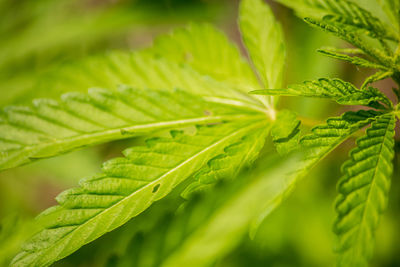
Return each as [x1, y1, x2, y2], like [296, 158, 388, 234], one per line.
[276, 0, 398, 41]
[0, 87, 258, 170]
[160, 108, 382, 266]
[38, 51, 262, 109]
[306, 18, 385, 57]
[162, 155, 301, 267]
[277, 1, 398, 86]
[8, 0, 399, 266]
[8, 0, 291, 265]
[334, 113, 396, 266]
[80, 154, 302, 267]
[361, 70, 395, 90]
[251, 78, 392, 108]
[73, 154, 310, 267]
[11, 120, 268, 267]
[251, 111, 382, 236]
[317, 48, 395, 88]
[299, 110, 381, 173]
[317, 48, 388, 70]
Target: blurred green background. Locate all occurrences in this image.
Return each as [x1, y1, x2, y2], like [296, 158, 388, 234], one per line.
[0, 0, 399, 266]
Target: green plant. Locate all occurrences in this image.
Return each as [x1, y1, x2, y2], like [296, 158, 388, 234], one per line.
[0, 0, 225, 106]
[1, 0, 400, 266]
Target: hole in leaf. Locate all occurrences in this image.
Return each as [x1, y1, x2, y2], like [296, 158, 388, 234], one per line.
[203, 110, 212, 116]
[152, 184, 160, 193]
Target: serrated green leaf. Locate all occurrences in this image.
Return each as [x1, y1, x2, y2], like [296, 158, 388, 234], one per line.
[319, 47, 366, 55]
[303, 17, 392, 66]
[239, 0, 286, 91]
[95, 154, 302, 267]
[334, 113, 396, 267]
[55, 111, 383, 267]
[300, 110, 381, 172]
[0, 87, 262, 171]
[11, 120, 268, 267]
[276, 0, 398, 41]
[252, 110, 382, 236]
[317, 48, 388, 70]
[38, 51, 262, 109]
[361, 70, 394, 89]
[271, 110, 301, 155]
[252, 78, 392, 108]
[162, 155, 302, 267]
[182, 126, 269, 198]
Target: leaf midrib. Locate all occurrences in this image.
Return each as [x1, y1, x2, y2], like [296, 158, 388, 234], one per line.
[1, 114, 261, 170]
[352, 114, 393, 250]
[33, 118, 268, 265]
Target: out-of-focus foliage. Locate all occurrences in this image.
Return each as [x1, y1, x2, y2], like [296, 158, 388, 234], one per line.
[1, 0, 400, 267]
[0, 0, 228, 106]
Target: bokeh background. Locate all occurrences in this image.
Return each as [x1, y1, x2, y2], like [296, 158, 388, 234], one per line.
[0, 0, 399, 266]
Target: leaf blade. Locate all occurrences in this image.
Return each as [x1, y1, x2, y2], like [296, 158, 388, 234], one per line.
[299, 110, 381, 173]
[334, 113, 396, 266]
[251, 78, 391, 108]
[11, 120, 268, 267]
[0, 87, 261, 171]
[276, 0, 398, 41]
[317, 48, 388, 70]
[182, 125, 269, 197]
